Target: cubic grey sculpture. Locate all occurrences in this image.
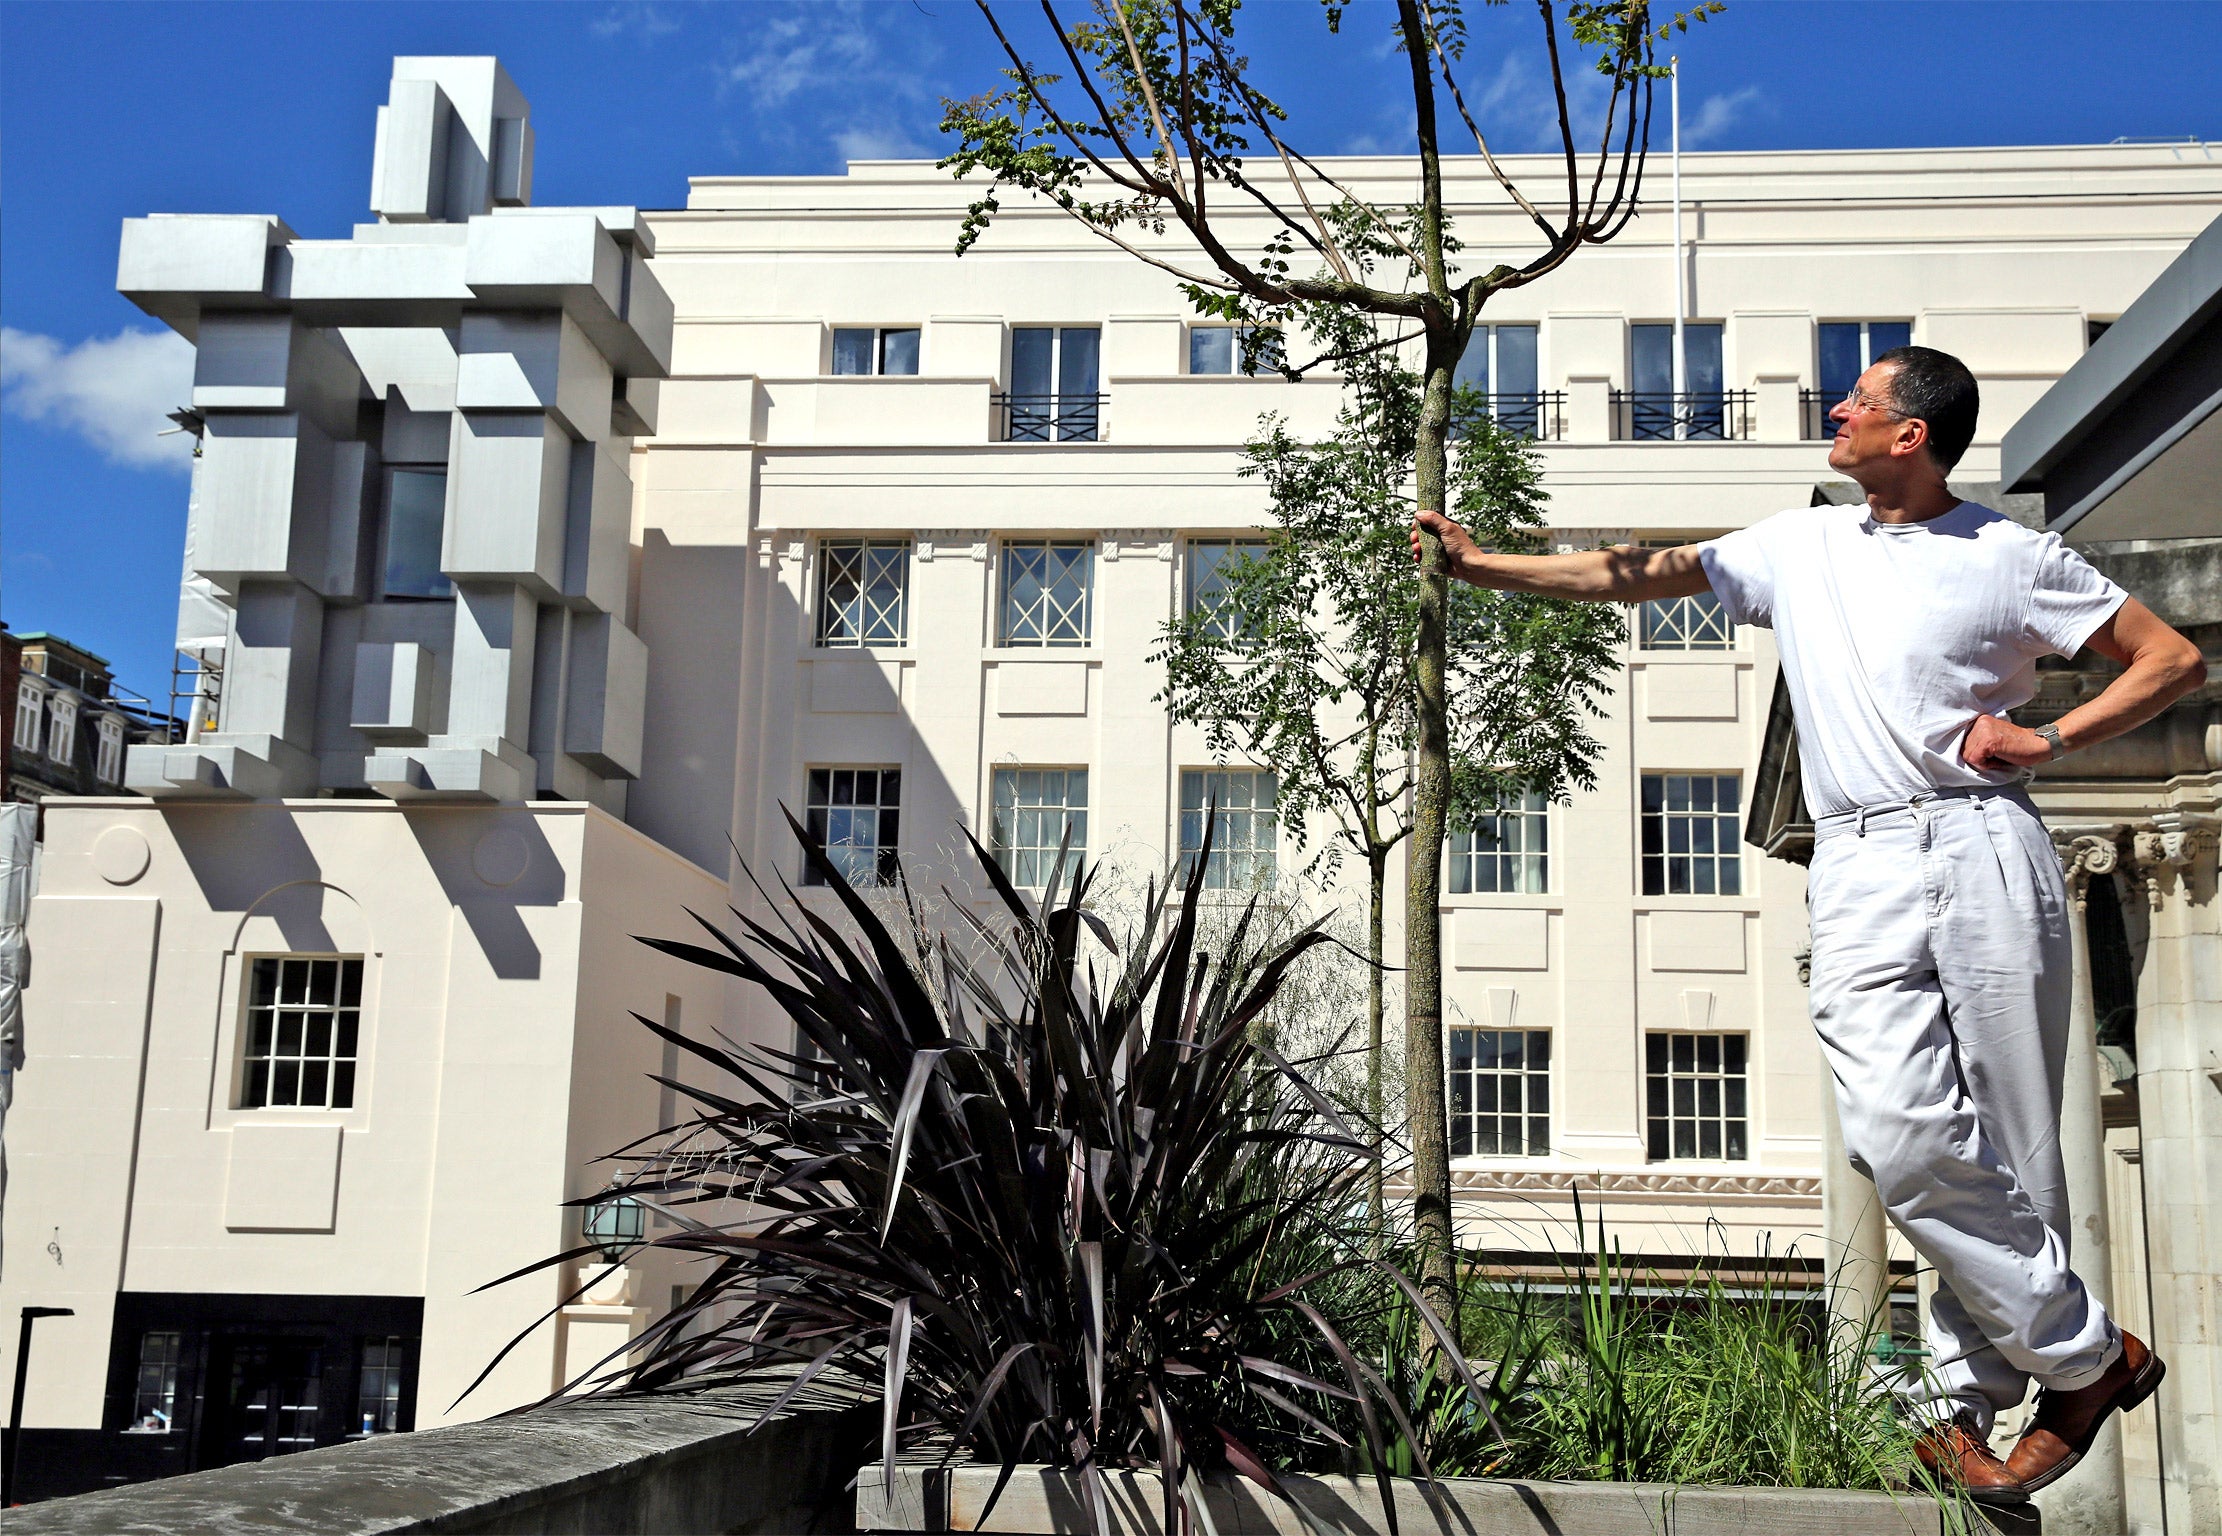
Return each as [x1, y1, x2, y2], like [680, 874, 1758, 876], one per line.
[120, 57, 670, 807]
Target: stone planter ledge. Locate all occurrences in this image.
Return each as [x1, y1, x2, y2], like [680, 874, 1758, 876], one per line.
[855, 1463, 2040, 1536]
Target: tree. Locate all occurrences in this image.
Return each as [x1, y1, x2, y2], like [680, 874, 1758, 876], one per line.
[1153, 306, 1623, 1238]
[942, 0, 1709, 1328]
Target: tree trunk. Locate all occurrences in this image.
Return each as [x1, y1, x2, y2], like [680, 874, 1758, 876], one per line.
[1405, 342, 1458, 1342]
[1366, 843, 1388, 1253]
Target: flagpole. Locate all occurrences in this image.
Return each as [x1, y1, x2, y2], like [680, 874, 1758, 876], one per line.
[1671, 55, 1685, 438]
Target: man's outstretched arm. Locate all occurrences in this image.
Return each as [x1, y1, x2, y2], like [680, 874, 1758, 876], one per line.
[1962, 598, 2208, 770]
[1412, 510, 1712, 603]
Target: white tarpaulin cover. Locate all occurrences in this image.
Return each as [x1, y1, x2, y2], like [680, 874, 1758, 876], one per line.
[0, 800, 36, 1266]
[176, 446, 231, 650]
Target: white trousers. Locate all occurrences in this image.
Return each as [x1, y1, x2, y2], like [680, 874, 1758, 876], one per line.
[1806, 786, 2120, 1433]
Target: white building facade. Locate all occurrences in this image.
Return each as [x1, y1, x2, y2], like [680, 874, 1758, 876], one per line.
[1, 54, 2215, 1519]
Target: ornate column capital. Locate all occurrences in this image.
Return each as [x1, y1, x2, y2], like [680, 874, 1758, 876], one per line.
[2128, 811, 2220, 911]
[2052, 827, 2126, 911]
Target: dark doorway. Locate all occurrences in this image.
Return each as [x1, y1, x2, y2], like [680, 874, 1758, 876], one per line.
[211, 1336, 327, 1466]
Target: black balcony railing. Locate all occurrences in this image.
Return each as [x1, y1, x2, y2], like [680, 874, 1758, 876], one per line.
[1611, 389, 1755, 442]
[1800, 388, 1836, 440]
[994, 392, 1104, 443]
[1454, 391, 1568, 442]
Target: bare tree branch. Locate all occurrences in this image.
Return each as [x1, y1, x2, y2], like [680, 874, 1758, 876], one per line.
[1415, 0, 1557, 240]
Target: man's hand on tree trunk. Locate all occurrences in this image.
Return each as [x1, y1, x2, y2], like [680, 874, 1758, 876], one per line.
[1412, 510, 1479, 578]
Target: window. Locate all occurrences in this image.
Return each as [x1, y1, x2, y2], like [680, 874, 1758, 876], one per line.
[242, 956, 364, 1110]
[804, 767, 901, 887]
[999, 541, 1094, 647]
[1178, 769, 1278, 890]
[1629, 322, 1726, 439]
[991, 768, 1088, 889]
[1184, 539, 1270, 639]
[46, 694, 77, 767]
[1645, 1032, 1748, 1160]
[1640, 774, 1742, 896]
[2086, 319, 2113, 349]
[12, 682, 41, 754]
[1637, 540, 1733, 650]
[1640, 592, 1733, 650]
[357, 1337, 408, 1435]
[383, 468, 452, 599]
[1449, 1029, 1550, 1156]
[96, 715, 127, 784]
[127, 1330, 184, 1433]
[816, 539, 910, 647]
[1007, 327, 1100, 441]
[831, 327, 920, 377]
[1448, 791, 1547, 894]
[1451, 324, 1542, 436]
[1188, 325, 1283, 376]
[1818, 321, 1911, 402]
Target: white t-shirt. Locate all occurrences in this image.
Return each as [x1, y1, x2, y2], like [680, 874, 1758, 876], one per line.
[1698, 501, 2126, 818]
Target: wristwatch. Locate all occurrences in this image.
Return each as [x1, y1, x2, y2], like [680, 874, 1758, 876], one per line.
[2035, 723, 2066, 760]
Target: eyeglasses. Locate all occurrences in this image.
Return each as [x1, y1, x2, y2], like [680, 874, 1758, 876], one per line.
[1837, 387, 1906, 420]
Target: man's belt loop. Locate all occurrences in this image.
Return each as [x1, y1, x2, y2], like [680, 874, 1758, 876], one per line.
[1856, 805, 1872, 837]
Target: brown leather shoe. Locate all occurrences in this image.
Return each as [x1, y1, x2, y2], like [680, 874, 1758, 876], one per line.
[2006, 1330, 2166, 1492]
[1912, 1415, 2029, 1504]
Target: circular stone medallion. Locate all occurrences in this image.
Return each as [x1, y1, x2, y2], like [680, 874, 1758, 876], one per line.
[472, 827, 532, 888]
[92, 825, 153, 886]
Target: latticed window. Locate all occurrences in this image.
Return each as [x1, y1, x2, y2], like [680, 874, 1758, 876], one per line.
[1640, 774, 1742, 896]
[1645, 1032, 1748, 1160]
[1449, 1029, 1550, 1156]
[1448, 791, 1547, 894]
[357, 1337, 408, 1435]
[804, 767, 901, 887]
[1640, 592, 1734, 650]
[999, 541, 1093, 647]
[1178, 769, 1277, 890]
[1635, 537, 1732, 650]
[1184, 539, 1270, 640]
[991, 768, 1088, 890]
[243, 957, 363, 1110]
[816, 539, 910, 647]
[128, 1330, 184, 1432]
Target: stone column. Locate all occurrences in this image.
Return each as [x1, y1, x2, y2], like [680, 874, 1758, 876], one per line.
[1821, 1083, 1892, 1353]
[1803, 943, 1894, 1358]
[2126, 814, 2221, 1533]
[2038, 831, 2126, 1535]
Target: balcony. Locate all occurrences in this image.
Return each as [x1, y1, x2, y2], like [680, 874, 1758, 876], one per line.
[1800, 388, 1836, 440]
[994, 392, 1104, 443]
[1457, 391, 1568, 442]
[1611, 389, 1756, 442]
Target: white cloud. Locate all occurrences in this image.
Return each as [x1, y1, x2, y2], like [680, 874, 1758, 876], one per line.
[715, 2, 944, 165]
[834, 124, 932, 162]
[1682, 86, 1765, 148]
[1475, 50, 1612, 154]
[720, 5, 880, 114]
[590, 3, 680, 43]
[0, 326, 196, 472]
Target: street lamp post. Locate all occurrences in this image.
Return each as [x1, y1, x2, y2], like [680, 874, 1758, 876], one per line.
[5, 1306, 74, 1507]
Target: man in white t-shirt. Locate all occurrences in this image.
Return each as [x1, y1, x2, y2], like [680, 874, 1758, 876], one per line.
[1414, 345, 2206, 1498]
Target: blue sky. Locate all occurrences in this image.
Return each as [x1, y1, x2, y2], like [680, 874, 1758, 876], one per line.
[5, 0, 2219, 696]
